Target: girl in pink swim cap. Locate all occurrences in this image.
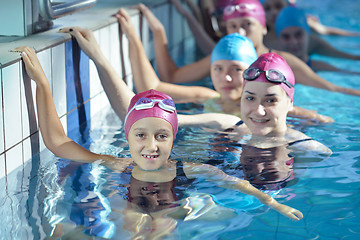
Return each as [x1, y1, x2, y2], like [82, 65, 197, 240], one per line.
[18, 46, 306, 240]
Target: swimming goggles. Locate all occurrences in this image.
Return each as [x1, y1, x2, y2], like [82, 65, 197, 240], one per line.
[223, 4, 256, 17]
[124, 97, 176, 123]
[243, 67, 294, 89]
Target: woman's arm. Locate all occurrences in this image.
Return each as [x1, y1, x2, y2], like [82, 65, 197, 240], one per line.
[137, 4, 212, 84]
[310, 60, 360, 75]
[17, 47, 116, 163]
[183, 162, 303, 221]
[308, 34, 360, 60]
[278, 50, 360, 97]
[288, 106, 334, 124]
[307, 17, 360, 37]
[115, 8, 218, 101]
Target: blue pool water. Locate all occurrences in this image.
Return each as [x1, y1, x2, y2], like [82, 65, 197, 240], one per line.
[1, 0, 360, 239]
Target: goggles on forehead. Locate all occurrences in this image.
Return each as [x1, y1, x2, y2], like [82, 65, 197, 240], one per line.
[243, 67, 294, 89]
[124, 97, 176, 124]
[223, 4, 256, 16]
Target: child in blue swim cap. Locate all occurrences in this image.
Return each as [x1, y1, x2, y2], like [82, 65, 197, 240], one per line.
[263, 0, 360, 60]
[276, 6, 360, 74]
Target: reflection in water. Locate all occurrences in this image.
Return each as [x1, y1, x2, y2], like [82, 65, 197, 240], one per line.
[240, 144, 295, 191]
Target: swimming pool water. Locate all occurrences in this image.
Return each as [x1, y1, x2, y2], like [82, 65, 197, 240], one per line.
[1, 0, 360, 239]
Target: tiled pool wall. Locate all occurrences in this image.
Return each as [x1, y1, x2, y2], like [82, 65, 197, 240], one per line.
[0, 2, 193, 179]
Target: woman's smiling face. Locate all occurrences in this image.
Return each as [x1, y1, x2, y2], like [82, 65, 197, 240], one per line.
[128, 117, 174, 171]
[240, 81, 293, 137]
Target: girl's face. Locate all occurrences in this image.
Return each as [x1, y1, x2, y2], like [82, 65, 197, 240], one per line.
[211, 60, 249, 101]
[226, 16, 267, 48]
[263, 0, 288, 28]
[240, 81, 293, 137]
[128, 117, 174, 171]
[279, 26, 309, 60]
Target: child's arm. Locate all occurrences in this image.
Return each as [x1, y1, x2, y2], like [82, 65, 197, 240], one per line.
[17, 47, 124, 167]
[114, 8, 218, 101]
[183, 162, 303, 221]
[59, 27, 135, 122]
[135, 4, 212, 84]
[170, 0, 216, 55]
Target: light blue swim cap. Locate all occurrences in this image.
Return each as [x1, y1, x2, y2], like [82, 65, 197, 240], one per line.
[275, 6, 310, 37]
[211, 33, 258, 66]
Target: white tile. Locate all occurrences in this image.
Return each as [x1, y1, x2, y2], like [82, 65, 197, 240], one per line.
[22, 137, 32, 164]
[0, 73, 4, 153]
[3, 63, 22, 150]
[99, 26, 111, 62]
[20, 60, 38, 139]
[141, 13, 155, 61]
[0, 154, 5, 178]
[89, 60, 102, 98]
[39, 130, 47, 153]
[52, 44, 67, 117]
[37, 49, 52, 91]
[131, 14, 141, 40]
[90, 91, 111, 126]
[5, 143, 23, 175]
[121, 33, 131, 79]
[109, 23, 122, 77]
[89, 30, 103, 99]
[60, 115, 68, 136]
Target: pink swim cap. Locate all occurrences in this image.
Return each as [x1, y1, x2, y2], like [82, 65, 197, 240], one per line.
[223, 0, 266, 27]
[124, 89, 178, 140]
[244, 53, 295, 100]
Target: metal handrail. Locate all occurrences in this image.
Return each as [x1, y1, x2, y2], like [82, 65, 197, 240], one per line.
[39, 0, 97, 20]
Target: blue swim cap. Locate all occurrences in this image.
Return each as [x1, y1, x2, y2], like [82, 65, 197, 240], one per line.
[275, 6, 310, 37]
[211, 33, 258, 66]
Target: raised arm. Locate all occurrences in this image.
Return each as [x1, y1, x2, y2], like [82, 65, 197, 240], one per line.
[17, 47, 107, 162]
[137, 4, 212, 84]
[278, 50, 360, 97]
[307, 17, 360, 37]
[115, 8, 218, 101]
[170, 0, 216, 55]
[308, 34, 360, 60]
[183, 162, 303, 221]
[59, 27, 134, 121]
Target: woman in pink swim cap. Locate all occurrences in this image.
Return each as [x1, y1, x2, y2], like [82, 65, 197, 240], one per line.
[240, 52, 296, 137]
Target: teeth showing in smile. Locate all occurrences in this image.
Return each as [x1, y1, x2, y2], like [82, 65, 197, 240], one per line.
[142, 154, 158, 159]
[252, 118, 268, 123]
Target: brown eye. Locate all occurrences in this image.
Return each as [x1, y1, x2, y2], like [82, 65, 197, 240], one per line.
[281, 33, 290, 41]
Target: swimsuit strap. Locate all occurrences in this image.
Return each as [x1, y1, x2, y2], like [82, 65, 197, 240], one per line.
[306, 58, 312, 68]
[224, 120, 244, 132]
[235, 120, 244, 126]
[288, 138, 313, 146]
[176, 160, 185, 175]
